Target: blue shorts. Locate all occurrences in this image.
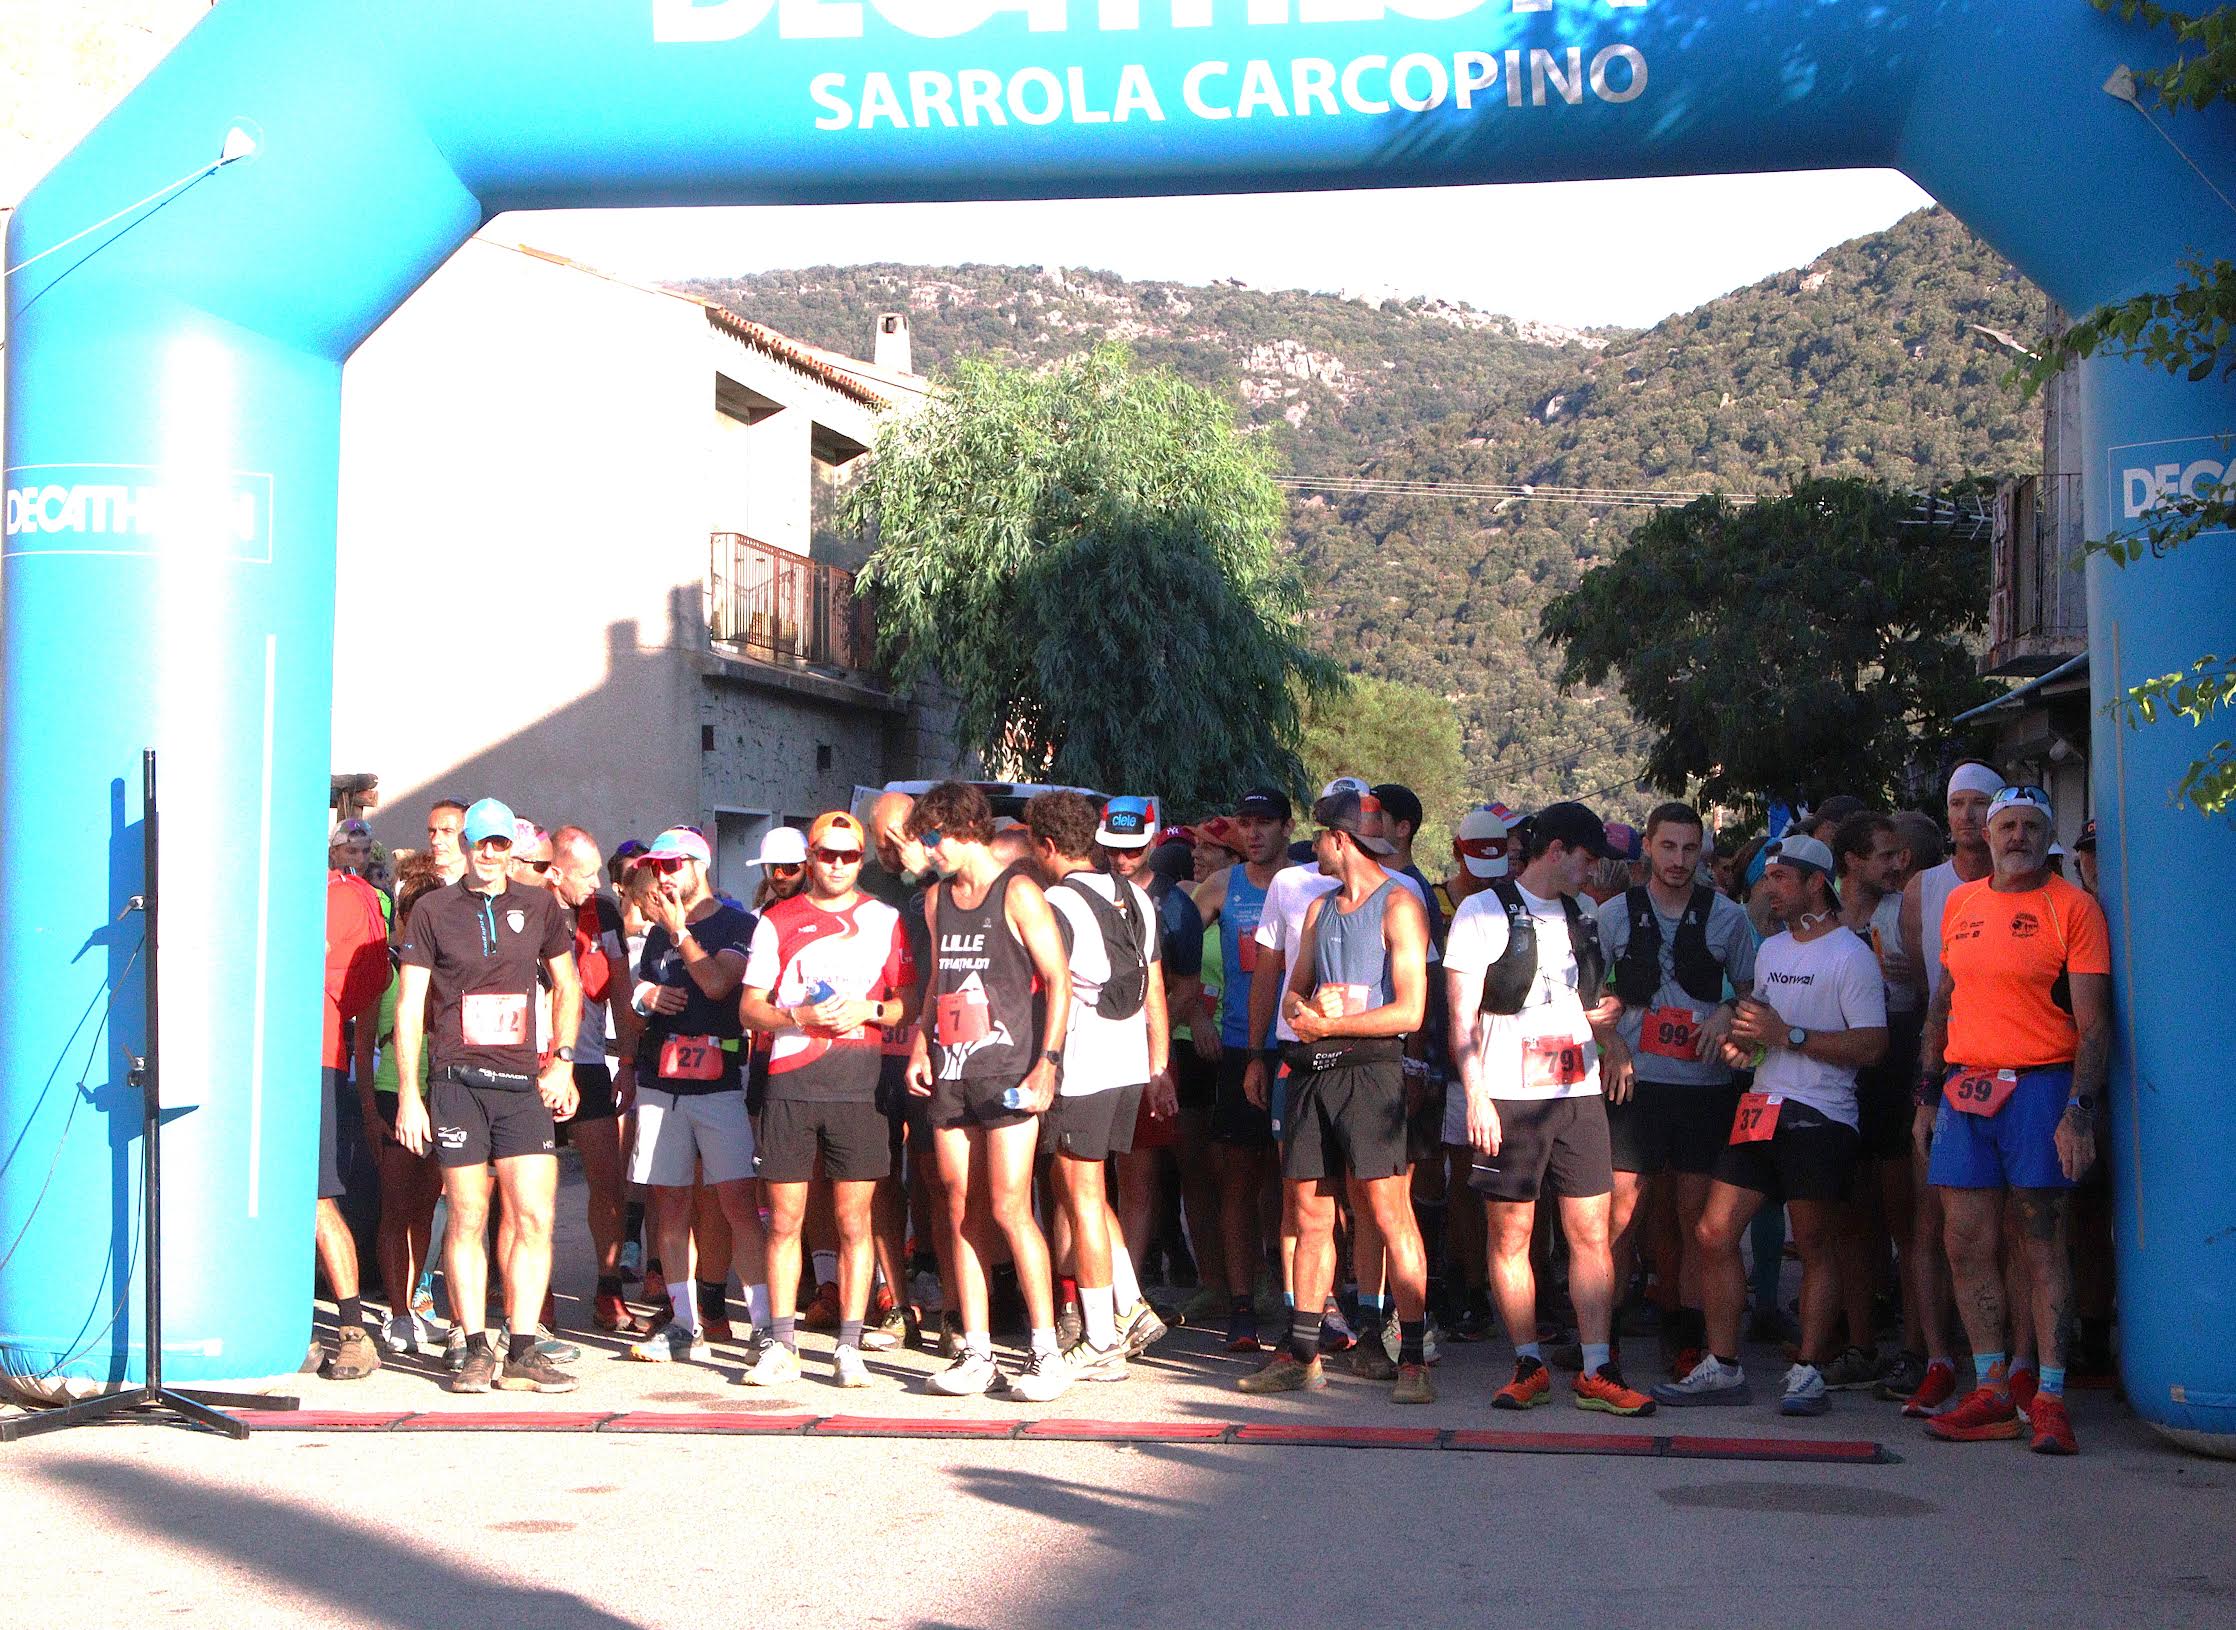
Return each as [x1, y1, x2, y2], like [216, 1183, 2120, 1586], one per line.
[1927, 1064, 2075, 1191]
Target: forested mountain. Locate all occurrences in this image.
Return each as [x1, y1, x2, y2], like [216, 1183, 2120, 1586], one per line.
[684, 208, 2054, 816]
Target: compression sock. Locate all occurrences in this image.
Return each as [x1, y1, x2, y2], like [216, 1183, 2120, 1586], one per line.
[746, 1282, 772, 1328]
[773, 1314, 798, 1354]
[1398, 1318, 1426, 1367]
[1110, 1242, 1143, 1312]
[2038, 1366, 2067, 1397]
[1974, 1351, 2008, 1392]
[1082, 1284, 1118, 1348]
[1289, 1310, 1324, 1364]
[337, 1295, 362, 1332]
[507, 1330, 536, 1365]
[812, 1250, 838, 1288]
[696, 1279, 726, 1323]
[596, 1274, 624, 1300]
[1582, 1342, 1611, 1376]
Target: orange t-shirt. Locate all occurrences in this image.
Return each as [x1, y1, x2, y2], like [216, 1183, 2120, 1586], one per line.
[1940, 873, 2111, 1069]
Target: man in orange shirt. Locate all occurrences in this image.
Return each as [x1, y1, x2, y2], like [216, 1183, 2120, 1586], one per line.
[317, 865, 393, 1379]
[1913, 786, 2111, 1455]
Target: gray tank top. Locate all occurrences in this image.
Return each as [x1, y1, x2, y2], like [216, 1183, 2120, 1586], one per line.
[1313, 878, 1397, 1014]
[1917, 860, 1961, 1003]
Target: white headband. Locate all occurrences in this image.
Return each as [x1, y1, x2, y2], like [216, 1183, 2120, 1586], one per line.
[1948, 763, 2006, 800]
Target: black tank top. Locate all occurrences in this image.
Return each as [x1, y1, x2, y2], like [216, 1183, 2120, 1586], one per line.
[929, 863, 1041, 1082]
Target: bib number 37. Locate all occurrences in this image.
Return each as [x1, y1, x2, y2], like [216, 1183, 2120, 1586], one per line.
[1729, 1091, 1782, 1144]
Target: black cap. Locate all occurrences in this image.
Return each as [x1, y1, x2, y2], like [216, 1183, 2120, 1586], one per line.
[1370, 782, 1423, 834]
[1235, 786, 1292, 822]
[2075, 818, 2097, 854]
[1530, 801, 1614, 859]
[1312, 788, 1399, 858]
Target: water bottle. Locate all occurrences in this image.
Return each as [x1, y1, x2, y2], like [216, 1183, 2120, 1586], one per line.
[1001, 1085, 1032, 1111]
[806, 979, 835, 1005]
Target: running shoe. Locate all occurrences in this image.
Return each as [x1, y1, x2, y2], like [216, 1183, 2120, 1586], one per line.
[322, 1326, 383, 1381]
[1381, 1315, 1444, 1368]
[2011, 1365, 2040, 1425]
[1005, 1348, 1072, 1403]
[2028, 1391, 2078, 1455]
[1924, 1385, 2022, 1442]
[1061, 1336, 1130, 1383]
[1450, 1303, 1496, 1344]
[802, 1282, 843, 1331]
[1179, 1283, 1226, 1326]
[864, 1303, 906, 1353]
[412, 1273, 440, 1325]
[832, 1343, 874, 1389]
[1871, 1350, 1927, 1403]
[593, 1293, 658, 1337]
[1319, 1300, 1359, 1354]
[1898, 1358, 1960, 1418]
[496, 1349, 578, 1394]
[450, 1344, 498, 1394]
[1253, 1275, 1288, 1324]
[627, 1324, 711, 1364]
[618, 1240, 644, 1281]
[1574, 1365, 1656, 1416]
[1056, 1301, 1085, 1353]
[1667, 1344, 1704, 1383]
[1652, 1355, 1753, 1408]
[1224, 1310, 1265, 1354]
[443, 1326, 469, 1374]
[535, 1325, 582, 1365]
[1237, 1352, 1327, 1394]
[739, 1340, 801, 1387]
[381, 1314, 427, 1356]
[641, 1266, 667, 1309]
[925, 1349, 998, 1396]
[1117, 1299, 1170, 1358]
[701, 1315, 735, 1344]
[908, 1268, 945, 1317]
[1351, 1336, 1398, 1382]
[1392, 1362, 1437, 1405]
[937, 1311, 965, 1361]
[1492, 1356, 1553, 1410]
[1820, 1345, 1881, 1391]
[1779, 1362, 1831, 1417]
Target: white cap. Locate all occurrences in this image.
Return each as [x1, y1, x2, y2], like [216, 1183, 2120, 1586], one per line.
[753, 827, 809, 866]
[1320, 775, 1370, 800]
[1765, 833, 1838, 879]
[1455, 802, 1515, 880]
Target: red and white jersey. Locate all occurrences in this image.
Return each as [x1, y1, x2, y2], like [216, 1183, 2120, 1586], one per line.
[743, 892, 913, 1102]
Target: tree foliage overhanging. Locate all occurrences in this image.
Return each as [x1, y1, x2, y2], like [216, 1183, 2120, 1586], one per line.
[1298, 675, 1469, 858]
[848, 343, 1337, 809]
[1538, 477, 1995, 817]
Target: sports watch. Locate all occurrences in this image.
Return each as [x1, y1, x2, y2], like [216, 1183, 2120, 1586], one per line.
[1786, 1026, 1808, 1050]
[1041, 1048, 1064, 1070]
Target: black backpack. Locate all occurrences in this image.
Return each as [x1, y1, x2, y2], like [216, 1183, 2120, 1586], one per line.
[1610, 885, 1727, 1006]
[1478, 880, 1606, 1016]
[1057, 875, 1150, 1021]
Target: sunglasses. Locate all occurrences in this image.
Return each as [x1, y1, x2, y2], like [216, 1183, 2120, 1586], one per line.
[516, 858, 551, 874]
[812, 847, 862, 865]
[472, 838, 513, 853]
[643, 855, 690, 875]
[916, 829, 943, 849]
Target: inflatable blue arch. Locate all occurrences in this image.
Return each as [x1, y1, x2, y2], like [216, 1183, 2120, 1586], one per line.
[4, 0, 2233, 1451]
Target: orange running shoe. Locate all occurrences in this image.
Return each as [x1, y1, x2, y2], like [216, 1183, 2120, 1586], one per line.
[2010, 1366, 2039, 1425]
[1574, 1366, 1657, 1417]
[802, 1281, 843, 1331]
[1493, 1356, 1553, 1410]
[2029, 1392, 2078, 1455]
[1668, 1345, 1703, 1383]
[1925, 1385, 2021, 1441]
[1900, 1359, 1959, 1418]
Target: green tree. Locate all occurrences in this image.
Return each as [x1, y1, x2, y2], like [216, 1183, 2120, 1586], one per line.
[1538, 478, 1996, 816]
[1297, 676, 1470, 856]
[2021, 0, 2236, 814]
[849, 343, 1335, 807]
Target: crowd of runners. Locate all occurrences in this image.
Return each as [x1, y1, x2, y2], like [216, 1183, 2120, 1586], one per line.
[316, 760, 2112, 1452]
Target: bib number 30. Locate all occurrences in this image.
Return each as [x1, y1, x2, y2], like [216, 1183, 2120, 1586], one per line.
[1944, 1068, 2018, 1118]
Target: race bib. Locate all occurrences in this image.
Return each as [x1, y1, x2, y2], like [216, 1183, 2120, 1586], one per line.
[658, 1033, 725, 1082]
[1238, 934, 1260, 974]
[461, 992, 529, 1047]
[1318, 983, 1371, 1018]
[1523, 1035, 1588, 1091]
[1639, 1005, 1702, 1062]
[1730, 1091, 1782, 1144]
[1945, 1068, 2018, 1118]
[936, 988, 992, 1047]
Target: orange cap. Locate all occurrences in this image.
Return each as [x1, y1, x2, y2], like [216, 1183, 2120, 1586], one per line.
[807, 810, 867, 854]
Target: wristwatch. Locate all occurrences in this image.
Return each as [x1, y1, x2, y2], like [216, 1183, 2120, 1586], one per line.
[1041, 1048, 1064, 1070]
[1786, 1026, 1808, 1050]
[555, 1045, 582, 1064]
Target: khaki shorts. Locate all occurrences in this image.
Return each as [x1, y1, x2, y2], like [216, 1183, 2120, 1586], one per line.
[629, 1087, 755, 1187]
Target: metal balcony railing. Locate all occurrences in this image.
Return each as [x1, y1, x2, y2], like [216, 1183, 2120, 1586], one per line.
[708, 531, 880, 679]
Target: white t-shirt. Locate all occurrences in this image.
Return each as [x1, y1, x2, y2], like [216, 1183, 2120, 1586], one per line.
[1443, 884, 1600, 1102]
[1253, 863, 1435, 1042]
[1750, 926, 1888, 1129]
[1046, 871, 1159, 1097]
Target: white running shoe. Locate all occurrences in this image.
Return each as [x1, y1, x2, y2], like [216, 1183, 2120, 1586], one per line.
[1652, 1354, 1754, 1408]
[926, 1349, 998, 1396]
[740, 1338, 802, 1387]
[1779, 1362, 1832, 1417]
[1005, 1348, 1072, 1403]
[627, 1324, 710, 1364]
[1061, 1336, 1130, 1383]
[832, 1344, 874, 1389]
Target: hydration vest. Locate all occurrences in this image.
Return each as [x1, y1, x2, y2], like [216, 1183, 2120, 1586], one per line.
[1479, 880, 1606, 1016]
[1609, 885, 1726, 1007]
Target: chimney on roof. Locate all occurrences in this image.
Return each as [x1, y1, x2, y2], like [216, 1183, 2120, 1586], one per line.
[873, 311, 912, 376]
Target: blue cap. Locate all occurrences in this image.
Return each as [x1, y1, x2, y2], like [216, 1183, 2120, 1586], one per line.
[462, 796, 516, 846]
[1097, 795, 1157, 849]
